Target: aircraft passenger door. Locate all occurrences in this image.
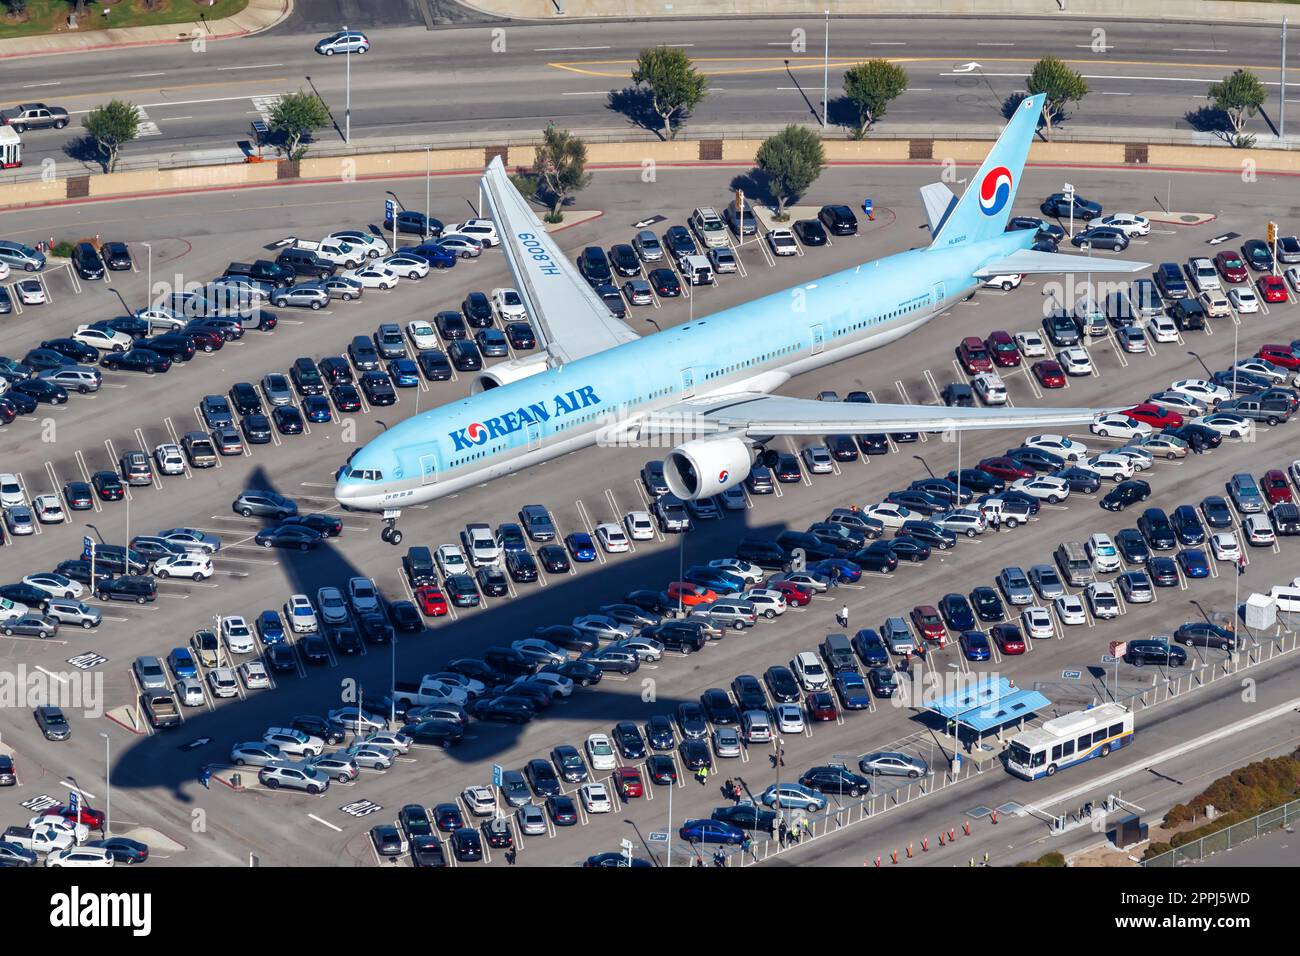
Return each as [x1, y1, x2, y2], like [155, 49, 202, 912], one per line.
[526, 420, 542, 451]
[418, 454, 438, 485]
[931, 282, 946, 312]
[680, 368, 696, 398]
[810, 325, 825, 355]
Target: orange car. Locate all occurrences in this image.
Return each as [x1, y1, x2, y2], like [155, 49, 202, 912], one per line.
[666, 581, 717, 607]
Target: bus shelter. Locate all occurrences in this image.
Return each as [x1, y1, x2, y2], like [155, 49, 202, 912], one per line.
[923, 677, 1052, 767]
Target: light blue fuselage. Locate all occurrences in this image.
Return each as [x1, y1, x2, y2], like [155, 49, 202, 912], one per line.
[334, 229, 1033, 511]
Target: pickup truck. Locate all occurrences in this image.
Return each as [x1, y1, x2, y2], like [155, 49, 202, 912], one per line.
[282, 237, 364, 269]
[2, 824, 75, 854]
[391, 676, 470, 710]
[225, 260, 294, 288]
[460, 522, 501, 567]
[1217, 396, 1292, 426]
[142, 692, 182, 729]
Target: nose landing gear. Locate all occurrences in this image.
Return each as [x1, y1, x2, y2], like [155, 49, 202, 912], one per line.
[379, 509, 403, 545]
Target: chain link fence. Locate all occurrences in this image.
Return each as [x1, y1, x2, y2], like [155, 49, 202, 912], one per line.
[1143, 797, 1300, 867]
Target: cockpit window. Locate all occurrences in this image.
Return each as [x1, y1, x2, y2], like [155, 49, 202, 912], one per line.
[345, 468, 384, 481]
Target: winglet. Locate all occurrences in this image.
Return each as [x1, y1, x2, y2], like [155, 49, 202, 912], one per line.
[920, 182, 957, 238]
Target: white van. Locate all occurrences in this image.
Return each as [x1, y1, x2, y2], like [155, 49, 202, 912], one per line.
[1270, 583, 1300, 613]
[677, 254, 714, 286]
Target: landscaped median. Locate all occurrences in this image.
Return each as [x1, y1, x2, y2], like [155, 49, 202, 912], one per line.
[0, 0, 250, 41]
[3, 134, 1300, 211]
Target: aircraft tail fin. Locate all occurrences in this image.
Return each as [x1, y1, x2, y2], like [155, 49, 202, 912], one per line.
[931, 92, 1044, 249]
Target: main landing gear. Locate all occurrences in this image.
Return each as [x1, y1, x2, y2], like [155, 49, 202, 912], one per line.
[379, 509, 403, 545]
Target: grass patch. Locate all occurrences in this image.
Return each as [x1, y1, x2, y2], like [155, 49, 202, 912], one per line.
[0, 0, 249, 41]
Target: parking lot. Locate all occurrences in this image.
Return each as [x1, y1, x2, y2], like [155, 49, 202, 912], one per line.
[1, 161, 1298, 867]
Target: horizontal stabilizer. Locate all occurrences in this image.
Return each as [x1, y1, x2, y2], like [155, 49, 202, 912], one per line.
[974, 248, 1150, 278]
[920, 182, 957, 237]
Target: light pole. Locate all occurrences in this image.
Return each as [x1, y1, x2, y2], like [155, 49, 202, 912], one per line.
[424, 146, 432, 241]
[1283, 19, 1289, 140]
[140, 242, 152, 310]
[1063, 182, 1075, 239]
[344, 25, 351, 144]
[389, 634, 397, 727]
[666, 771, 673, 868]
[821, 10, 830, 128]
[913, 454, 933, 479]
[100, 732, 111, 836]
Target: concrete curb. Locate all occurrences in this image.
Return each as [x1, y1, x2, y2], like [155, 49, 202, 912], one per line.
[0, 0, 292, 61]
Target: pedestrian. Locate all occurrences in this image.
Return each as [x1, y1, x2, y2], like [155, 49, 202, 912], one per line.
[722, 778, 733, 802]
[743, 835, 756, 860]
[778, 747, 785, 768]
[837, 604, 849, 629]
[713, 849, 725, 867]
[1237, 553, 1246, 577]
[505, 847, 517, 865]
[732, 781, 743, 803]
[1191, 432, 1204, 455]
[770, 752, 779, 769]
[989, 510, 1001, 532]
[199, 765, 212, 790]
[778, 820, 788, 847]
[697, 764, 709, 786]
[828, 566, 840, 589]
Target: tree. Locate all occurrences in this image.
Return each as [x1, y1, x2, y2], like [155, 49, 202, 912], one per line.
[631, 46, 708, 140]
[1026, 56, 1089, 141]
[1208, 69, 1267, 147]
[755, 125, 825, 218]
[82, 100, 140, 172]
[841, 59, 909, 139]
[532, 126, 591, 221]
[268, 91, 330, 161]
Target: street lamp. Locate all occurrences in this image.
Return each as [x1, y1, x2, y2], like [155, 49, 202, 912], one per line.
[344, 25, 352, 143]
[100, 732, 111, 836]
[913, 454, 933, 479]
[140, 242, 152, 310]
[1063, 182, 1076, 239]
[1186, 350, 1211, 378]
[821, 10, 830, 128]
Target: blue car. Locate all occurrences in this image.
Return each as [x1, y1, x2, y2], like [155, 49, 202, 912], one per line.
[833, 670, 871, 710]
[565, 532, 597, 562]
[401, 243, 457, 269]
[959, 630, 991, 662]
[808, 558, 862, 583]
[387, 358, 420, 388]
[679, 818, 745, 846]
[303, 394, 333, 423]
[257, 610, 286, 645]
[682, 566, 745, 595]
[1178, 549, 1210, 579]
[168, 647, 198, 680]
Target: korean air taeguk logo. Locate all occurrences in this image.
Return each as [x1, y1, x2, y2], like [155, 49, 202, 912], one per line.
[978, 165, 1013, 217]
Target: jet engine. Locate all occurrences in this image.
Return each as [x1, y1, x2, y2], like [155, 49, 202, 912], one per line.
[471, 354, 550, 393]
[663, 437, 752, 500]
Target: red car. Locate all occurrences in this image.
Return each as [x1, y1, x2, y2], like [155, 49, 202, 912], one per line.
[414, 585, 448, 617]
[957, 336, 994, 374]
[1258, 275, 1288, 303]
[1258, 344, 1300, 369]
[770, 579, 813, 606]
[1032, 359, 1066, 388]
[984, 330, 1022, 367]
[1122, 403, 1183, 429]
[666, 581, 716, 607]
[54, 804, 106, 829]
[1214, 250, 1248, 283]
[978, 456, 1034, 481]
[910, 605, 946, 643]
[1261, 469, 1294, 505]
[990, 623, 1026, 655]
[613, 766, 644, 799]
[806, 691, 838, 721]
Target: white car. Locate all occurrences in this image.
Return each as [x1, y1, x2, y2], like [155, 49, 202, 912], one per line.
[443, 219, 499, 247]
[154, 443, 186, 475]
[595, 522, 630, 553]
[585, 733, 617, 771]
[435, 544, 468, 577]
[345, 265, 398, 290]
[0, 473, 24, 508]
[1111, 446, 1154, 471]
[382, 253, 430, 279]
[30, 816, 89, 845]
[239, 660, 271, 689]
[16, 279, 45, 305]
[1085, 582, 1120, 620]
[1229, 287, 1260, 314]
[1009, 476, 1070, 503]
[492, 287, 527, 321]
[1189, 414, 1253, 439]
[462, 785, 496, 816]
[1147, 314, 1179, 343]
[792, 651, 830, 691]
[284, 594, 318, 633]
[325, 231, 389, 258]
[864, 502, 912, 528]
[1138, 434, 1188, 460]
[971, 372, 1008, 405]
[1200, 289, 1232, 318]
[1170, 378, 1230, 406]
[1100, 213, 1150, 236]
[1053, 593, 1087, 626]
[159, 528, 221, 554]
[1058, 346, 1093, 376]
[1210, 532, 1241, 563]
[175, 677, 205, 707]
[1147, 391, 1205, 416]
[32, 494, 65, 523]
[1189, 257, 1220, 292]
[624, 510, 655, 541]
[1024, 434, 1088, 461]
[406, 320, 439, 350]
[609, 636, 663, 662]
[461, 524, 500, 567]
[801, 444, 834, 474]
[152, 553, 214, 581]
[46, 846, 115, 868]
[22, 573, 83, 599]
[220, 616, 255, 654]
[774, 702, 805, 734]
[719, 486, 747, 510]
[983, 273, 1023, 291]
[1090, 414, 1152, 440]
[767, 228, 798, 256]
[207, 666, 239, 698]
[1087, 532, 1122, 572]
[1233, 358, 1293, 384]
[742, 588, 786, 619]
[347, 576, 380, 614]
[1014, 330, 1048, 357]
[438, 235, 483, 258]
[580, 782, 613, 814]
[72, 325, 131, 352]
[708, 558, 765, 584]
[1290, 459, 1300, 489]
[523, 671, 574, 698]
[1243, 514, 1275, 546]
[1020, 606, 1054, 640]
[1086, 454, 1135, 481]
[1287, 266, 1300, 294]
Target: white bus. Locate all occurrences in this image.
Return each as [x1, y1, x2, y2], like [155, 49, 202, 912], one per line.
[1005, 703, 1133, 780]
[0, 126, 21, 169]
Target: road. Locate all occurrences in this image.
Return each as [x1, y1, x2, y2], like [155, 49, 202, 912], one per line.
[0, 16, 1294, 177]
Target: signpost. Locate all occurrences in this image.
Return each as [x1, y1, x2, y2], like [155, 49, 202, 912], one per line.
[83, 535, 95, 585]
[492, 763, 503, 787]
[620, 837, 634, 867]
[1108, 642, 1126, 697]
[385, 199, 398, 253]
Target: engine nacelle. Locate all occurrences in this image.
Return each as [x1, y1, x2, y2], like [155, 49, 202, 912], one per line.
[471, 354, 550, 394]
[664, 437, 752, 500]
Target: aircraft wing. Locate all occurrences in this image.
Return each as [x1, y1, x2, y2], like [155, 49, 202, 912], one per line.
[974, 248, 1149, 277]
[479, 156, 640, 364]
[639, 392, 1106, 438]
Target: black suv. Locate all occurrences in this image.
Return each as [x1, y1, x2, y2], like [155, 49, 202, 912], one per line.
[274, 248, 334, 279]
[72, 242, 106, 280]
[95, 575, 157, 604]
[577, 246, 613, 286]
[291, 357, 325, 395]
[348, 335, 380, 371]
[699, 689, 739, 726]
[818, 204, 859, 235]
[799, 764, 871, 798]
[1123, 640, 1187, 667]
[1171, 298, 1206, 331]
[461, 292, 494, 328]
[228, 382, 263, 417]
[1137, 508, 1177, 551]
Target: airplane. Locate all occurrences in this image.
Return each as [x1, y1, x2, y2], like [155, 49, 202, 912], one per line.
[335, 92, 1148, 543]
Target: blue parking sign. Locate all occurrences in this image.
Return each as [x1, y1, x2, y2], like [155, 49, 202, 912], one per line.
[862, 198, 873, 218]
[385, 199, 397, 219]
[492, 763, 503, 787]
